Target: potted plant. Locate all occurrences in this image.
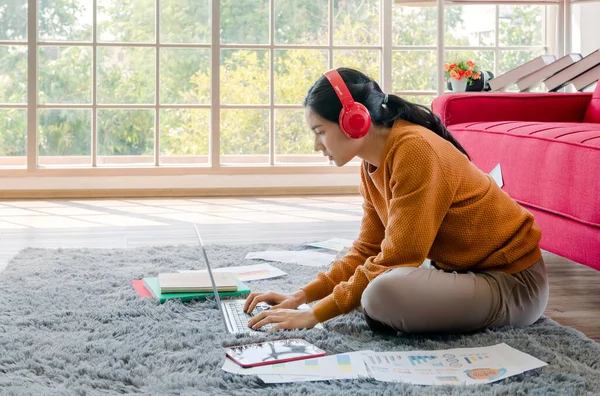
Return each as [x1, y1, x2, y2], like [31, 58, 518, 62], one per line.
[444, 60, 482, 92]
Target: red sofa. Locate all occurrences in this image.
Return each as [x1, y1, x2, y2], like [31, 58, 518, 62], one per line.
[431, 83, 600, 271]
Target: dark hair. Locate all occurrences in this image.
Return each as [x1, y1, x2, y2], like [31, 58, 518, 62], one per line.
[303, 68, 470, 159]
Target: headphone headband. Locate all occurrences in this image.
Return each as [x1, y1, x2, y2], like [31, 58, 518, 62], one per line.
[323, 69, 355, 110]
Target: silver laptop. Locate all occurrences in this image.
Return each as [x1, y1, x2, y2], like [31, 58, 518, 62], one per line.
[193, 224, 271, 334]
[193, 224, 323, 334]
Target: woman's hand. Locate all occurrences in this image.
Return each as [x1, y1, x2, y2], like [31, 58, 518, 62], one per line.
[243, 290, 307, 314]
[247, 308, 319, 332]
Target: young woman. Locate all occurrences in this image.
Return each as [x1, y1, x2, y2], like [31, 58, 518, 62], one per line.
[245, 68, 548, 334]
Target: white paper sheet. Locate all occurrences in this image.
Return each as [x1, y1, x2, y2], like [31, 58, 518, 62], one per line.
[304, 238, 354, 252]
[221, 352, 369, 383]
[245, 250, 336, 268]
[490, 163, 504, 188]
[362, 343, 547, 385]
[178, 263, 286, 282]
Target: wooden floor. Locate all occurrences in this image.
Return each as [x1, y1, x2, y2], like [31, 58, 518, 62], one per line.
[0, 195, 598, 342]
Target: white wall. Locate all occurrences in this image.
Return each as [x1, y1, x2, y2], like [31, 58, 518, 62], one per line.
[572, 2, 600, 56]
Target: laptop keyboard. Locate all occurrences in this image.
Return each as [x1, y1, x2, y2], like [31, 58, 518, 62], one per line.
[229, 302, 274, 333]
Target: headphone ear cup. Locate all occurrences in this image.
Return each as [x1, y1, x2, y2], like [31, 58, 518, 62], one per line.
[339, 102, 371, 139]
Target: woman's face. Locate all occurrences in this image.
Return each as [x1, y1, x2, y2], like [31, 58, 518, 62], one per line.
[305, 108, 361, 167]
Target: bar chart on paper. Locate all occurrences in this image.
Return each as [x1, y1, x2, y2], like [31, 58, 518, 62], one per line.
[463, 355, 490, 364]
[336, 354, 353, 372]
[408, 355, 438, 366]
[367, 354, 404, 365]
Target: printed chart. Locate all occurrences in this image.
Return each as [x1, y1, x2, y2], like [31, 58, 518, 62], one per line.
[362, 343, 547, 385]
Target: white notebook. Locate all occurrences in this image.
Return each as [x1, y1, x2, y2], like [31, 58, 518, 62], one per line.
[543, 50, 600, 92]
[516, 53, 582, 92]
[571, 64, 600, 91]
[158, 272, 238, 293]
[489, 55, 556, 92]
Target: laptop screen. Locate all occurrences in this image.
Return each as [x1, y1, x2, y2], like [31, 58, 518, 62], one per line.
[193, 223, 230, 332]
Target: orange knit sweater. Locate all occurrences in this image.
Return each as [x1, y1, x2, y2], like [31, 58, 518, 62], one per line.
[302, 120, 542, 323]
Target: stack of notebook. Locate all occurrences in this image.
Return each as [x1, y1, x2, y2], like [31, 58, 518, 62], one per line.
[142, 272, 250, 304]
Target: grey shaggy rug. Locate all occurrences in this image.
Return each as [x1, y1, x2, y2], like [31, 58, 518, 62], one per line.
[0, 244, 599, 396]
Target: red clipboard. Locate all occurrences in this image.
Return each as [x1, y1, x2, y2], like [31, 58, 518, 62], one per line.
[225, 338, 326, 368]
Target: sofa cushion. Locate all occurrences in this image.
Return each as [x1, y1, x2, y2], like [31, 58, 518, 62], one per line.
[449, 121, 600, 228]
[583, 82, 600, 123]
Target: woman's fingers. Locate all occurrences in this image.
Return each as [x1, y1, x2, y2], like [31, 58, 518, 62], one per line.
[243, 292, 261, 312]
[248, 310, 281, 330]
[245, 292, 274, 313]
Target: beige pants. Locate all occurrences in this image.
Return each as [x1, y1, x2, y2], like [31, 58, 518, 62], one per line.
[360, 258, 549, 334]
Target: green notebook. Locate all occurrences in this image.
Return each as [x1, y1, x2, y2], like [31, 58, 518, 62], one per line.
[142, 277, 251, 304]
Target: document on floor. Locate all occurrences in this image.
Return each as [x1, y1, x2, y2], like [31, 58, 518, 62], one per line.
[362, 343, 547, 386]
[304, 238, 354, 252]
[178, 263, 286, 282]
[489, 163, 503, 188]
[245, 250, 336, 268]
[221, 351, 369, 383]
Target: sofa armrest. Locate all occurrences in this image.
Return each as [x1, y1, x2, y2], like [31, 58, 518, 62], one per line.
[431, 92, 593, 126]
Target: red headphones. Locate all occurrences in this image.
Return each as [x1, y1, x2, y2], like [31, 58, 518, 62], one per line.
[323, 69, 371, 139]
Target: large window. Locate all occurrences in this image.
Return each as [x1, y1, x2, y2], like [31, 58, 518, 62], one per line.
[0, 0, 556, 172]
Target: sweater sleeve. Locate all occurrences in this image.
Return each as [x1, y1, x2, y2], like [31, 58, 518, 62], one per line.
[300, 163, 385, 305]
[309, 137, 457, 323]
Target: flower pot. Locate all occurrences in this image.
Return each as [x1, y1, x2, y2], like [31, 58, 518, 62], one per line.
[450, 78, 468, 92]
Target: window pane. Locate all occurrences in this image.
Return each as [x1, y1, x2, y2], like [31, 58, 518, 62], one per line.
[160, 109, 209, 165]
[392, 51, 436, 92]
[333, 50, 380, 82]
[39, 46, 92, 104]
[220, 109, 269, 164]
[160, 0, 210, 44]
[445, 5, 495, 47]
[392, 6, 437, 46]
[499, 5, 544, 47]
[38, 109, 91, 167]
[275, 50, 328, 105]
[333, 0, 379, 45]
[275, 109, 326, 164]
[221, 50, 269, 105]
[220, 0, 268, 44]
[98, 47, 155, 104]
[160, 48, 210, 104]
[97, 109, 154, 166]
[0, 45, 27, 104]
[274, 0, 328, 45]
[400, 95, 436, 107]
[0, 109, 26, 167]
[39, 0, 92, 41]
[0, 1, 27, 40]
[97, 0, 155, 42]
